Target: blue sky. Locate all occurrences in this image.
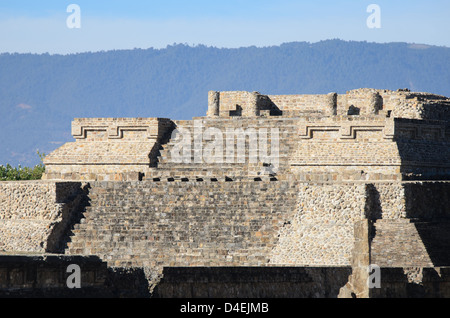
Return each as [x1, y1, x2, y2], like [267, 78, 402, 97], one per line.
[0, 0, 449, 53]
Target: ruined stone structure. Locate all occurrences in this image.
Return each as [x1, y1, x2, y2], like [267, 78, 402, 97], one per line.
[2, 88, 450, 298]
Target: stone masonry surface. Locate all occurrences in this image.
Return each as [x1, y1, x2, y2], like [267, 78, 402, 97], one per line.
[0, 181, 86, 253]
[2, 88, 450, 297]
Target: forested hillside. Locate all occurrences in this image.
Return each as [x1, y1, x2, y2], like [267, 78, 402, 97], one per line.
[1, 39, 449, 166]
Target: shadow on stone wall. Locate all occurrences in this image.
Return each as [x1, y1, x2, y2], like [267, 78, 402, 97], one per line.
[396, 118, 450, 181]
[106, 267, 151, 298]
[46, 183, 91, 254]
[259, 96, 283, 116]
[151, 267, 351, 298]
[403, 183, 450, 220]
[420, 102, 450, 122]
[364, 184, 382, 220]
[414, 223, 450, 267]
[149, 120, 176, 168]
[365, 182, 450, 267]
[3, 255, 450, 298]
[371, 267, 450, 298]
[0, 255, 112, 298]
[363, 184, 381, 249]
[0, 256, 354, 298]
[403, 183, 450, 267]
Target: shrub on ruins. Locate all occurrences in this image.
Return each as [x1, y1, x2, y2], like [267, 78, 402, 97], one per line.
[0, 151, 45, 181]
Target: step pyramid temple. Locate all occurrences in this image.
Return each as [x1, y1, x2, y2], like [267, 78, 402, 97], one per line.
[2, 88, 450, 298]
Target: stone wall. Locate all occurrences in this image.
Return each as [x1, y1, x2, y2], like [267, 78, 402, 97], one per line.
[64, 179, 450, 270]
[265, 94, 332, 117]
[370, 267, 450, 298]
[365, 181, 450, 220]
[370, 220, 435, 268]
[362, 181, 450, 268]
[292, 116, 401, 181]
[292, 117, 450, 181]
[0, 181, 86, 253]
[0, 254, 153, 298]
[3, 254, 450, 298]
[340, 218, 450, 298]
[211, 89, 450, 121]
[0, 255, 111, 297]
[152, 267, 351, 298]
[215, 91, 334, 118]
[215, 91, 259, 117]
[404, 182, 450, 219]
[342, 88, 450, 120]
[43, 118, 174, 181]
[270, 183, 367, 266]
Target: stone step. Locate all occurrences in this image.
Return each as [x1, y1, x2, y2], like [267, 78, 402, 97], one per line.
[65, 176, 298, 268]
[370, 220, 435, 267]
[86, 194, 292, 205]
[87, 180, 290, 190]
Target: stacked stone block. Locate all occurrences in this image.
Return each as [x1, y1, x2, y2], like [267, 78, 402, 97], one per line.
[66, 180, 298, 269]
[0, 181, 86, 253]
[270, 183, 367, 266]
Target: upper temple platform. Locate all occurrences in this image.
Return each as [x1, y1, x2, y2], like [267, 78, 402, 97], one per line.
[42, 88, 450, 182]
[205, 88, 450, 120]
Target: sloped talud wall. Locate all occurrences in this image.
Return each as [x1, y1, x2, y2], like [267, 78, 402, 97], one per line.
[0, 181, 88, 253]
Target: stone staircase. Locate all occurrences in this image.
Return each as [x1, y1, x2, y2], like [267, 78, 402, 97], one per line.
[64, 116, 301, 270]
[370, 219, 434, 267]
[65, 179, 299, 268]
[146, 117, 299, 180]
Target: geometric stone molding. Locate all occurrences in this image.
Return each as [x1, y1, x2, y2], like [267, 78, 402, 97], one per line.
[395, 120, 446, 141]
[43, 117, 175, 181]
[298, 118, 395, 140]
[71, 118, 166, 140]
[297, 118, 446, 142]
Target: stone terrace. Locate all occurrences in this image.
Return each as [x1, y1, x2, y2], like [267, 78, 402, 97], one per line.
[2, 88, 450, 298]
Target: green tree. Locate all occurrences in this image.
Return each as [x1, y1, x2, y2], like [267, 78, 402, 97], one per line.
[0, 151, 46, 181]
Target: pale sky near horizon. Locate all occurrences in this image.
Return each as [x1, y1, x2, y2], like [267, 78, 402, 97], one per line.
[0, 0, 449, 54]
